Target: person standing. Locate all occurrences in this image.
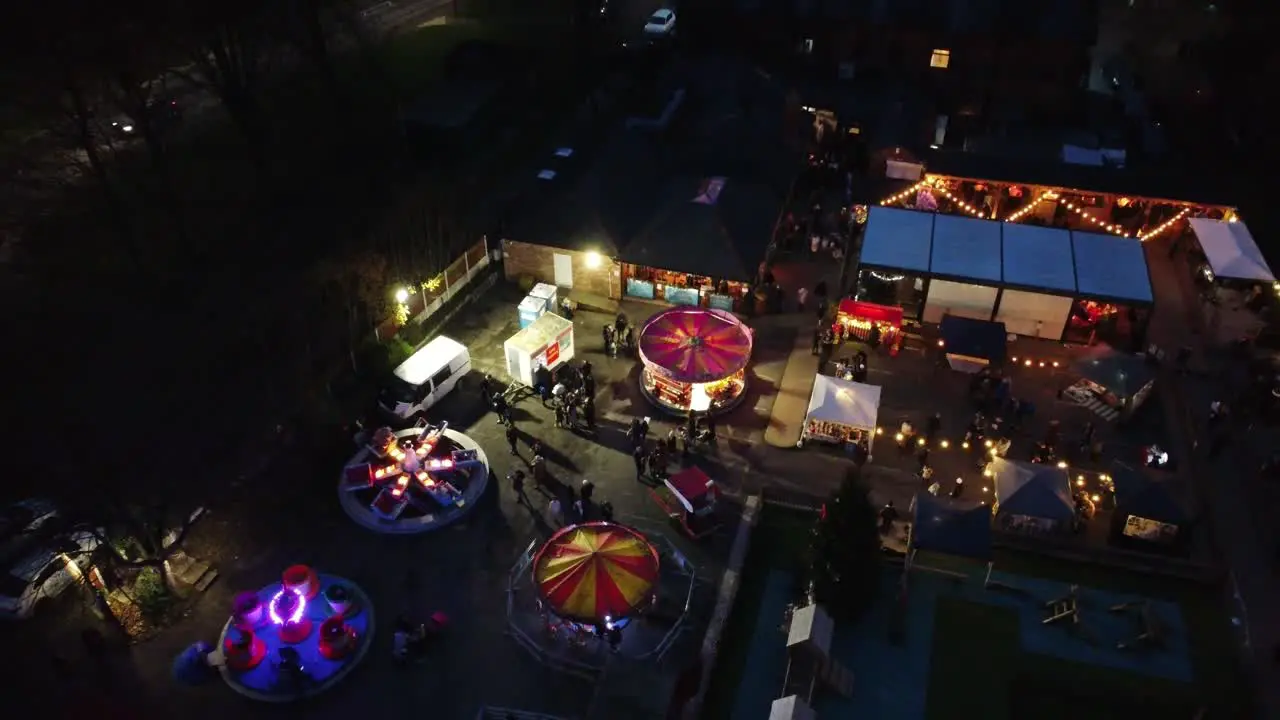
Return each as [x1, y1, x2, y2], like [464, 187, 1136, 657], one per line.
[639, 416, 650, 442]
[480, 374, 493, 406]
[633, 444, 648, 480]
[510, 470, 529, 506]
[580, 478, 595, 502]
[554, 404, 566, 428]
[549, 497, 564, 526]
[602, 324, 614, 353]
[506, 423, 520, 456]
[493, 393, 509, 425]
[583, 398, 596, 430]
[797, 286, 809, 312]
[812, 324, 822, 356]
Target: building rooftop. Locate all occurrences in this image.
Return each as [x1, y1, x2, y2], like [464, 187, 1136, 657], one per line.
[503, 54, 795, 281]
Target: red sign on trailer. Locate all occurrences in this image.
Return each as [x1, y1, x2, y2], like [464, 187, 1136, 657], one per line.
[545, 341, 560, 365]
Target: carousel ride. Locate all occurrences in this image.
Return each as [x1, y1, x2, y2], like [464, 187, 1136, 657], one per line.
[506, 522, 699, 676]
[638, 307, 752, 416]
[216, 564, 374, 702]
[338, 420, 490, 533]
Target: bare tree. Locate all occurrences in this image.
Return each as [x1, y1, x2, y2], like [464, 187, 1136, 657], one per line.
[177, 0, 277, 177]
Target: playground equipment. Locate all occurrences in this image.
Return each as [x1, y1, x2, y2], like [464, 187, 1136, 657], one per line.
[781, 603, 855, 705]
[1043, 585, 1080, 626]
[1111, 600, 1168, 652]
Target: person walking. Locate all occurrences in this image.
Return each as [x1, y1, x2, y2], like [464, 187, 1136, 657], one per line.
[627, 418, 643, 448]
[554, 404, 566, 428]
[548, 497, 564, 527]
[602, 324, 614, 352]
[797, 286, 809, 312]
[580, 478, 595, 502]
[639, 416, 650, 442]
[812, 325, 822, 356]
[506, 424, 520, 456]
[493, 394, 509, 425]
[479, 374, 493, 406]
[633, 444, 648, 480]
[599, 501, 615, 523]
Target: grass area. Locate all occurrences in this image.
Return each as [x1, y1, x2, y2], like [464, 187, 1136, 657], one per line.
[702, 520, 1249, 720]
[702, 503, 816, 719]
[917, 549, 1252, 719]
[925, 597, 1200, 720]
[925, 597, 1020, 720]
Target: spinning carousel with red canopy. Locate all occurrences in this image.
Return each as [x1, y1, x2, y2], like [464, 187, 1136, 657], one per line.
[638, 307, 752, 415]
[532, 522, 660, 627]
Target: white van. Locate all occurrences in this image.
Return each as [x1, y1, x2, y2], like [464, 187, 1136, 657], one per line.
[378, 336, 472, 420]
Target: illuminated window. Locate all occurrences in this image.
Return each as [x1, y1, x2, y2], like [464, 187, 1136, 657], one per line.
[930, 49, 951, 69]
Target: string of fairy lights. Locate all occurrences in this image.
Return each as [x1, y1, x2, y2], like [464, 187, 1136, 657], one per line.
[876, 177, 1210, 244]
[867, 427, 1117, 504]
[926, 183, 989, 219]
[1003, 192, 1053, 223]
[879, 179, 930, 207]
[1057, 198, 1128, 236]
[1137, 207, 1191, 242]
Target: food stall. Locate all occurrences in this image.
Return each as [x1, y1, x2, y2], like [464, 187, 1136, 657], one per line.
[648, 466, 721, 539]
[638, 307, 752, 416]
[504, 312, 574, 387]
[802, 374, 881, 449]
[834, 299, 904, 355]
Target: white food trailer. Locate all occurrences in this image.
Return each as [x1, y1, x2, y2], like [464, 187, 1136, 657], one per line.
[504, 312, 575, 387]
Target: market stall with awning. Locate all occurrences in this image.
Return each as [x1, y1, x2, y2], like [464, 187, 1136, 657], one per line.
[802, 375, 881, 447]
[996, 223, 1078, 337]
[989, 458, 1075, 535]
[1187, 218, 1274, 283]
[834, 299, 904, 354]
[1108, 466, 1190, 555]
[855, 207, 935, 319]
[923, 215, 1003, 323]
[939, 314, 1007, 372]
[1068, 231, 1154, 348]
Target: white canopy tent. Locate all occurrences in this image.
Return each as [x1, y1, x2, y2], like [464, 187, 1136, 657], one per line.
[1188, 218, 1275, 282]
[804, 375, 881, 448]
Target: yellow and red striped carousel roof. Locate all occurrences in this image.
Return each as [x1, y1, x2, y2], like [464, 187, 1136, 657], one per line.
[532, 522, 660, 623]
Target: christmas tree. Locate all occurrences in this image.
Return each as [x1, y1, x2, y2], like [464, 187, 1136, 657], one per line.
[807, 468, 881, 620]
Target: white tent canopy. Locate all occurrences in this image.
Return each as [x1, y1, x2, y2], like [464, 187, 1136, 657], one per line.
[806, 375, 881, 430]
[1188, 218, 1275, 282]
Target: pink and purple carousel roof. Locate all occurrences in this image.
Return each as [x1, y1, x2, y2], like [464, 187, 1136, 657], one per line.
[638, 307, 752, 384]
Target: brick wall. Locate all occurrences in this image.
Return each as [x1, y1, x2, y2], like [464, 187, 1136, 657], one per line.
[501, 240, 620, 299]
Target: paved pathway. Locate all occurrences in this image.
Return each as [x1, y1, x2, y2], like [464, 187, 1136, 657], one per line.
[1144, 233, 1280, 718]
[763, 317, 819, 448]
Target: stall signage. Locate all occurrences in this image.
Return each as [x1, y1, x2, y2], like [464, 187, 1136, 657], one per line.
[545, 342, 560, 365]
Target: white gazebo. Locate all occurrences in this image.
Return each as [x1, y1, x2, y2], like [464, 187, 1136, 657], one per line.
[803, 375, 882, 448]
[1188, 218, 1275, 282]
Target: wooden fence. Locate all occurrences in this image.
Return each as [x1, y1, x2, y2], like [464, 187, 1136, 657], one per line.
[374, 237, 492, 342]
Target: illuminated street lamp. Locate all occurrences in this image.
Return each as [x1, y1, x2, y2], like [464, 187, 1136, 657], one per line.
[585, 251, 603, 269]
[395, 288, 409, 304]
